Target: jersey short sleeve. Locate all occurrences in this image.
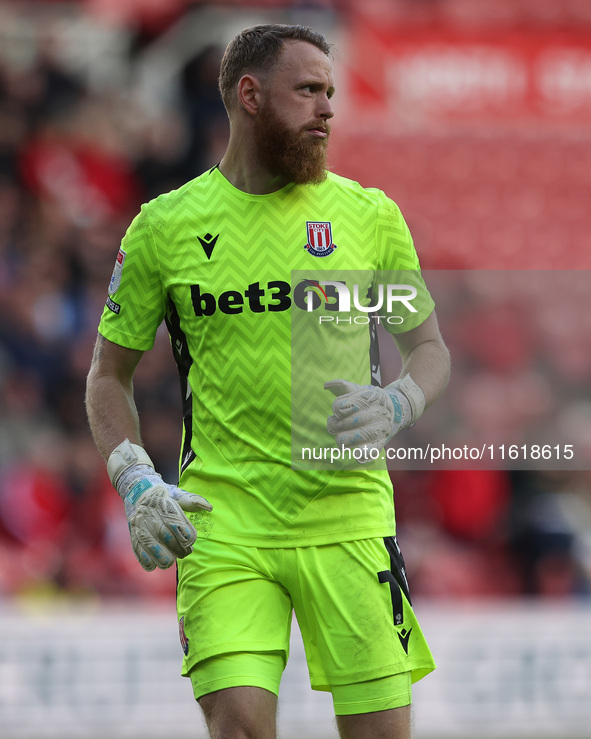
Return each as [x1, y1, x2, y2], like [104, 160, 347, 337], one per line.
[373, 190, 435, 334]
[98, 204, 166, 351]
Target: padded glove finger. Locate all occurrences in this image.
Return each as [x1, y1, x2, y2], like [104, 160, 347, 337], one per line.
[169, 487, 213, 513]
[332, 418, 394, 450]
[134, 487, 197, 555]
[130, 527, 165, 571]
[327, 407, 393, 435]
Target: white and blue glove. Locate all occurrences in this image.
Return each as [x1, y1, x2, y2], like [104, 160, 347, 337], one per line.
[107, 439, 212, 571]
[325, 374, 425, 461]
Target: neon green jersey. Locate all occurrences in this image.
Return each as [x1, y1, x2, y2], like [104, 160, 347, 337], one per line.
[98, 166, 434, 546]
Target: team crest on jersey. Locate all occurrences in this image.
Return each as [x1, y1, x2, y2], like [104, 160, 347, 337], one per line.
[304, 221, 337, 257]
[179, 616, 189, 656]
[108, 248, 126, 295]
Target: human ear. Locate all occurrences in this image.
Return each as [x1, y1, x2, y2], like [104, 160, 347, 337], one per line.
[237, 74, 261, 115]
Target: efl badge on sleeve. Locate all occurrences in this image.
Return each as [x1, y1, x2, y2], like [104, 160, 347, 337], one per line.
[108, 248, 126, 295]
[304, 221, 337, 257]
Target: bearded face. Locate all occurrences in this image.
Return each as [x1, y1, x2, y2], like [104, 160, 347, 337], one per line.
[254, 99, 330, 186]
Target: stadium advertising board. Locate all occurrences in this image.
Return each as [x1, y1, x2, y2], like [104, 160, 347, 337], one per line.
[344, 21, 591, 130]
[1, 604, 590, 738]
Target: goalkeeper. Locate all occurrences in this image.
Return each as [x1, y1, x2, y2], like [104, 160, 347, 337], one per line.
[86, 23, 450, 739]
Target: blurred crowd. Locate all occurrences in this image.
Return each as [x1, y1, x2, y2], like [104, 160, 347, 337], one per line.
[0, 20, 229, 598]
[1, 4, 591, 602]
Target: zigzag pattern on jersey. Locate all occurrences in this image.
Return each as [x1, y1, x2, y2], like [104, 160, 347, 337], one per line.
[191, 315, 292, 459]
[373, 189, 424, 271]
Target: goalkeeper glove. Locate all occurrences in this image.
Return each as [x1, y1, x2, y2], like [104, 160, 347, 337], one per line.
[107, 439, 212, 571]
[325, 374, 425, 461]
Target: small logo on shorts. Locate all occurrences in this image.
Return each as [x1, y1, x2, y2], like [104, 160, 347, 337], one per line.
[398, 627, 412, 655]
[179, 616, 189, 656]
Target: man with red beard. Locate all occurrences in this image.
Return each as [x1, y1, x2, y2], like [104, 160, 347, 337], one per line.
[86, 24, 449, 739]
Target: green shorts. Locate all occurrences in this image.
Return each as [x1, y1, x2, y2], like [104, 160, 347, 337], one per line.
[176, 536, 435, 715]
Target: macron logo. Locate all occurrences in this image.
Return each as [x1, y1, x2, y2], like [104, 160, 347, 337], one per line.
[397, 628, 412, 655]
[198, 233, 219, 260]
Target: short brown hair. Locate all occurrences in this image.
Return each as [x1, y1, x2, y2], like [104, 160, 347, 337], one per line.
[218, 24, 332, 110]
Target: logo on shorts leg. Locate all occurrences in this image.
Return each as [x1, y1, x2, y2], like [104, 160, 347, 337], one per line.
[179, 616, 189, 656]
[398, 627, 412, 655]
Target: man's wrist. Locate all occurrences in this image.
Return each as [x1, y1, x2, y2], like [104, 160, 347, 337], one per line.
[388, 389, 410, 428]
[385, 374, 425, 428]
[107, 439, 155, 494]
[116, 465, 162, 503]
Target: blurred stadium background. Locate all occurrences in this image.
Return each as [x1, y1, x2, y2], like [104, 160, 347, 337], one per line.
[1, 0, 591, 737]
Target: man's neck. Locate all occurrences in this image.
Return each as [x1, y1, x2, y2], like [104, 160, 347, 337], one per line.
[219, 141, 291, 195]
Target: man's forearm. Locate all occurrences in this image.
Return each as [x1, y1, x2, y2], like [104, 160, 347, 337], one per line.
[399, 338, 450, 409]
[86, 374, 141, 460]
[85, 334, 144, 460]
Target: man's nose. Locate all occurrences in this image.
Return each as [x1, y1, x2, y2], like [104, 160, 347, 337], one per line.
[318, 94, 334, 120]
